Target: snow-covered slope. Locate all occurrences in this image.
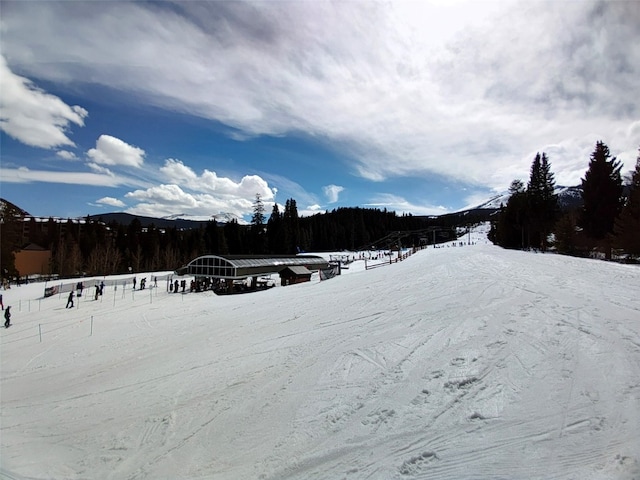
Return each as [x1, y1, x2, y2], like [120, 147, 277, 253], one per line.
[1, 235, 639, 479]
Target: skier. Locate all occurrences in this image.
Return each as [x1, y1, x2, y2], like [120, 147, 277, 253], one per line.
[4, 305, 11, 328]
[94, 284, 100, 301]
[66, 290, 74, 309]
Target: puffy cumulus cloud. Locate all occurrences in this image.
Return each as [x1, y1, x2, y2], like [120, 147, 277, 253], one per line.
[126, 184, 197, 206]
[2, 1, 638, 192]
[323, 185, 344, 203]
[87, 135, 145, 168]
[96, 197, 125, 208]
[160, 159, 275, 200]
[0, 55, 87, 149]
[119, 160, 278, 219]
[124, 183, 255, 220]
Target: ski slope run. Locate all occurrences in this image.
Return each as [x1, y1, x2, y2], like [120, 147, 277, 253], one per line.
[1, 241, 639, 479]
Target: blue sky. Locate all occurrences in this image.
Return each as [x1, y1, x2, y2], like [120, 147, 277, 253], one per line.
[1, 0, 639, 222]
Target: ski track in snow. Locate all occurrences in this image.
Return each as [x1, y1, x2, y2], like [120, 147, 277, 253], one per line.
[2, 233, 640, 480]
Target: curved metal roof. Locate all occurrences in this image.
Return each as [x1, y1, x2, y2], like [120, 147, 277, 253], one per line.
[177, 254, 330, 279]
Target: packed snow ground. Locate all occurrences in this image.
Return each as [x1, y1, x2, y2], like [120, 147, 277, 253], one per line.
[2, 227, 640, 480]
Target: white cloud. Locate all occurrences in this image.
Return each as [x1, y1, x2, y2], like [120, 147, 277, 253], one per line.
[56, 150, 78, 160]
[366, 194, 449, 217]
[117, 159, 278, 219]
[0, 166, 128, 187]
[160, 159, 275, 200]
[298, 204, 323, 217]
[0, 55, 87, 149]
[87, 135, 145, 168]
[96, 197, 126, 208]
[323, 185, 344, 203]
[87, 162, 115, 176]
[124, 184, 255, 219]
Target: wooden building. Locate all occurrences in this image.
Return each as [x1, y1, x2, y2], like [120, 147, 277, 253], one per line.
[14, 243, 51, 276]
[279, 266, 313, 286]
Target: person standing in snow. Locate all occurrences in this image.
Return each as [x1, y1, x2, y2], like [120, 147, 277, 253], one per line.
[0, 293, 3, 310]
[4, 306, 11, 328]
[66, 290, 74, 309]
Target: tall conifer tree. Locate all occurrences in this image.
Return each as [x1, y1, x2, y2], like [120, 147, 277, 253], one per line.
[283, 198, 300, 254]
[267, 203, 284, 254]
[580, 141, 624, 257]
[527, 153, 558, 251]
[250, 193, 266, 254]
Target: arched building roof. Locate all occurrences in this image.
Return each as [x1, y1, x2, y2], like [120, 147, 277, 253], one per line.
[176, 254, 330, 280]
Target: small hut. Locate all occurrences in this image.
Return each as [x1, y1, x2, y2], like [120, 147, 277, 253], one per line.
[279, 266, 312, 286]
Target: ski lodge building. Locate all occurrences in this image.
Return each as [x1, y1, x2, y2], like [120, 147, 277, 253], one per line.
[175, 254, 333, 293]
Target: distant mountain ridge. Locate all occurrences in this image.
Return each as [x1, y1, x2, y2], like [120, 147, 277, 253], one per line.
[472, 185, 583, 211]
[85, 212, 233, 230]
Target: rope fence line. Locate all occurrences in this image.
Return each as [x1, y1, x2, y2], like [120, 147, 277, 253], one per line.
[1, 291, 184, 346]
[10, 274, 182, 313]
[364, 246, 424, 270]
[1, 275, 200, 346]
[2, 315, 99, 346]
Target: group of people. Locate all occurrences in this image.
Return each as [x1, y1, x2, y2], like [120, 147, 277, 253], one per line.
[65, 281, 107, 308]
[132, 277, 154, 290]
[169, 279, 186, 293]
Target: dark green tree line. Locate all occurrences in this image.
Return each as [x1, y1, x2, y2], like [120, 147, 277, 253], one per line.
[491, 153, 558, 250]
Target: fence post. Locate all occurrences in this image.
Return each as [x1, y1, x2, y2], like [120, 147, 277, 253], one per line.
[39, 324, 42, 343]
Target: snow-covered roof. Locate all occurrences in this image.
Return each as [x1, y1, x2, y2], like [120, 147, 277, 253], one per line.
[179, 254, 329, 279]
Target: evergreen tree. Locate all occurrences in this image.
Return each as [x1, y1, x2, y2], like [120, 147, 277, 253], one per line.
[613, 149, 640, 259]
[224, 219, 245, 254]
[251, 193, 265, 226]
[282, 198, 300, 254]
[579, 141, 624, 257]
[266, 203, 284, 254]
[495, 180, 527, 249]
[204, 221, 220, 253]
[554, 211, 578, 255]
[250, 194, 266, 254]
[527, 153, 558, 251]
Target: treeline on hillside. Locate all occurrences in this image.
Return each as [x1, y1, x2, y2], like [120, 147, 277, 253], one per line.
[0, 197, 454, 279]
[489, 141, 640, 261]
